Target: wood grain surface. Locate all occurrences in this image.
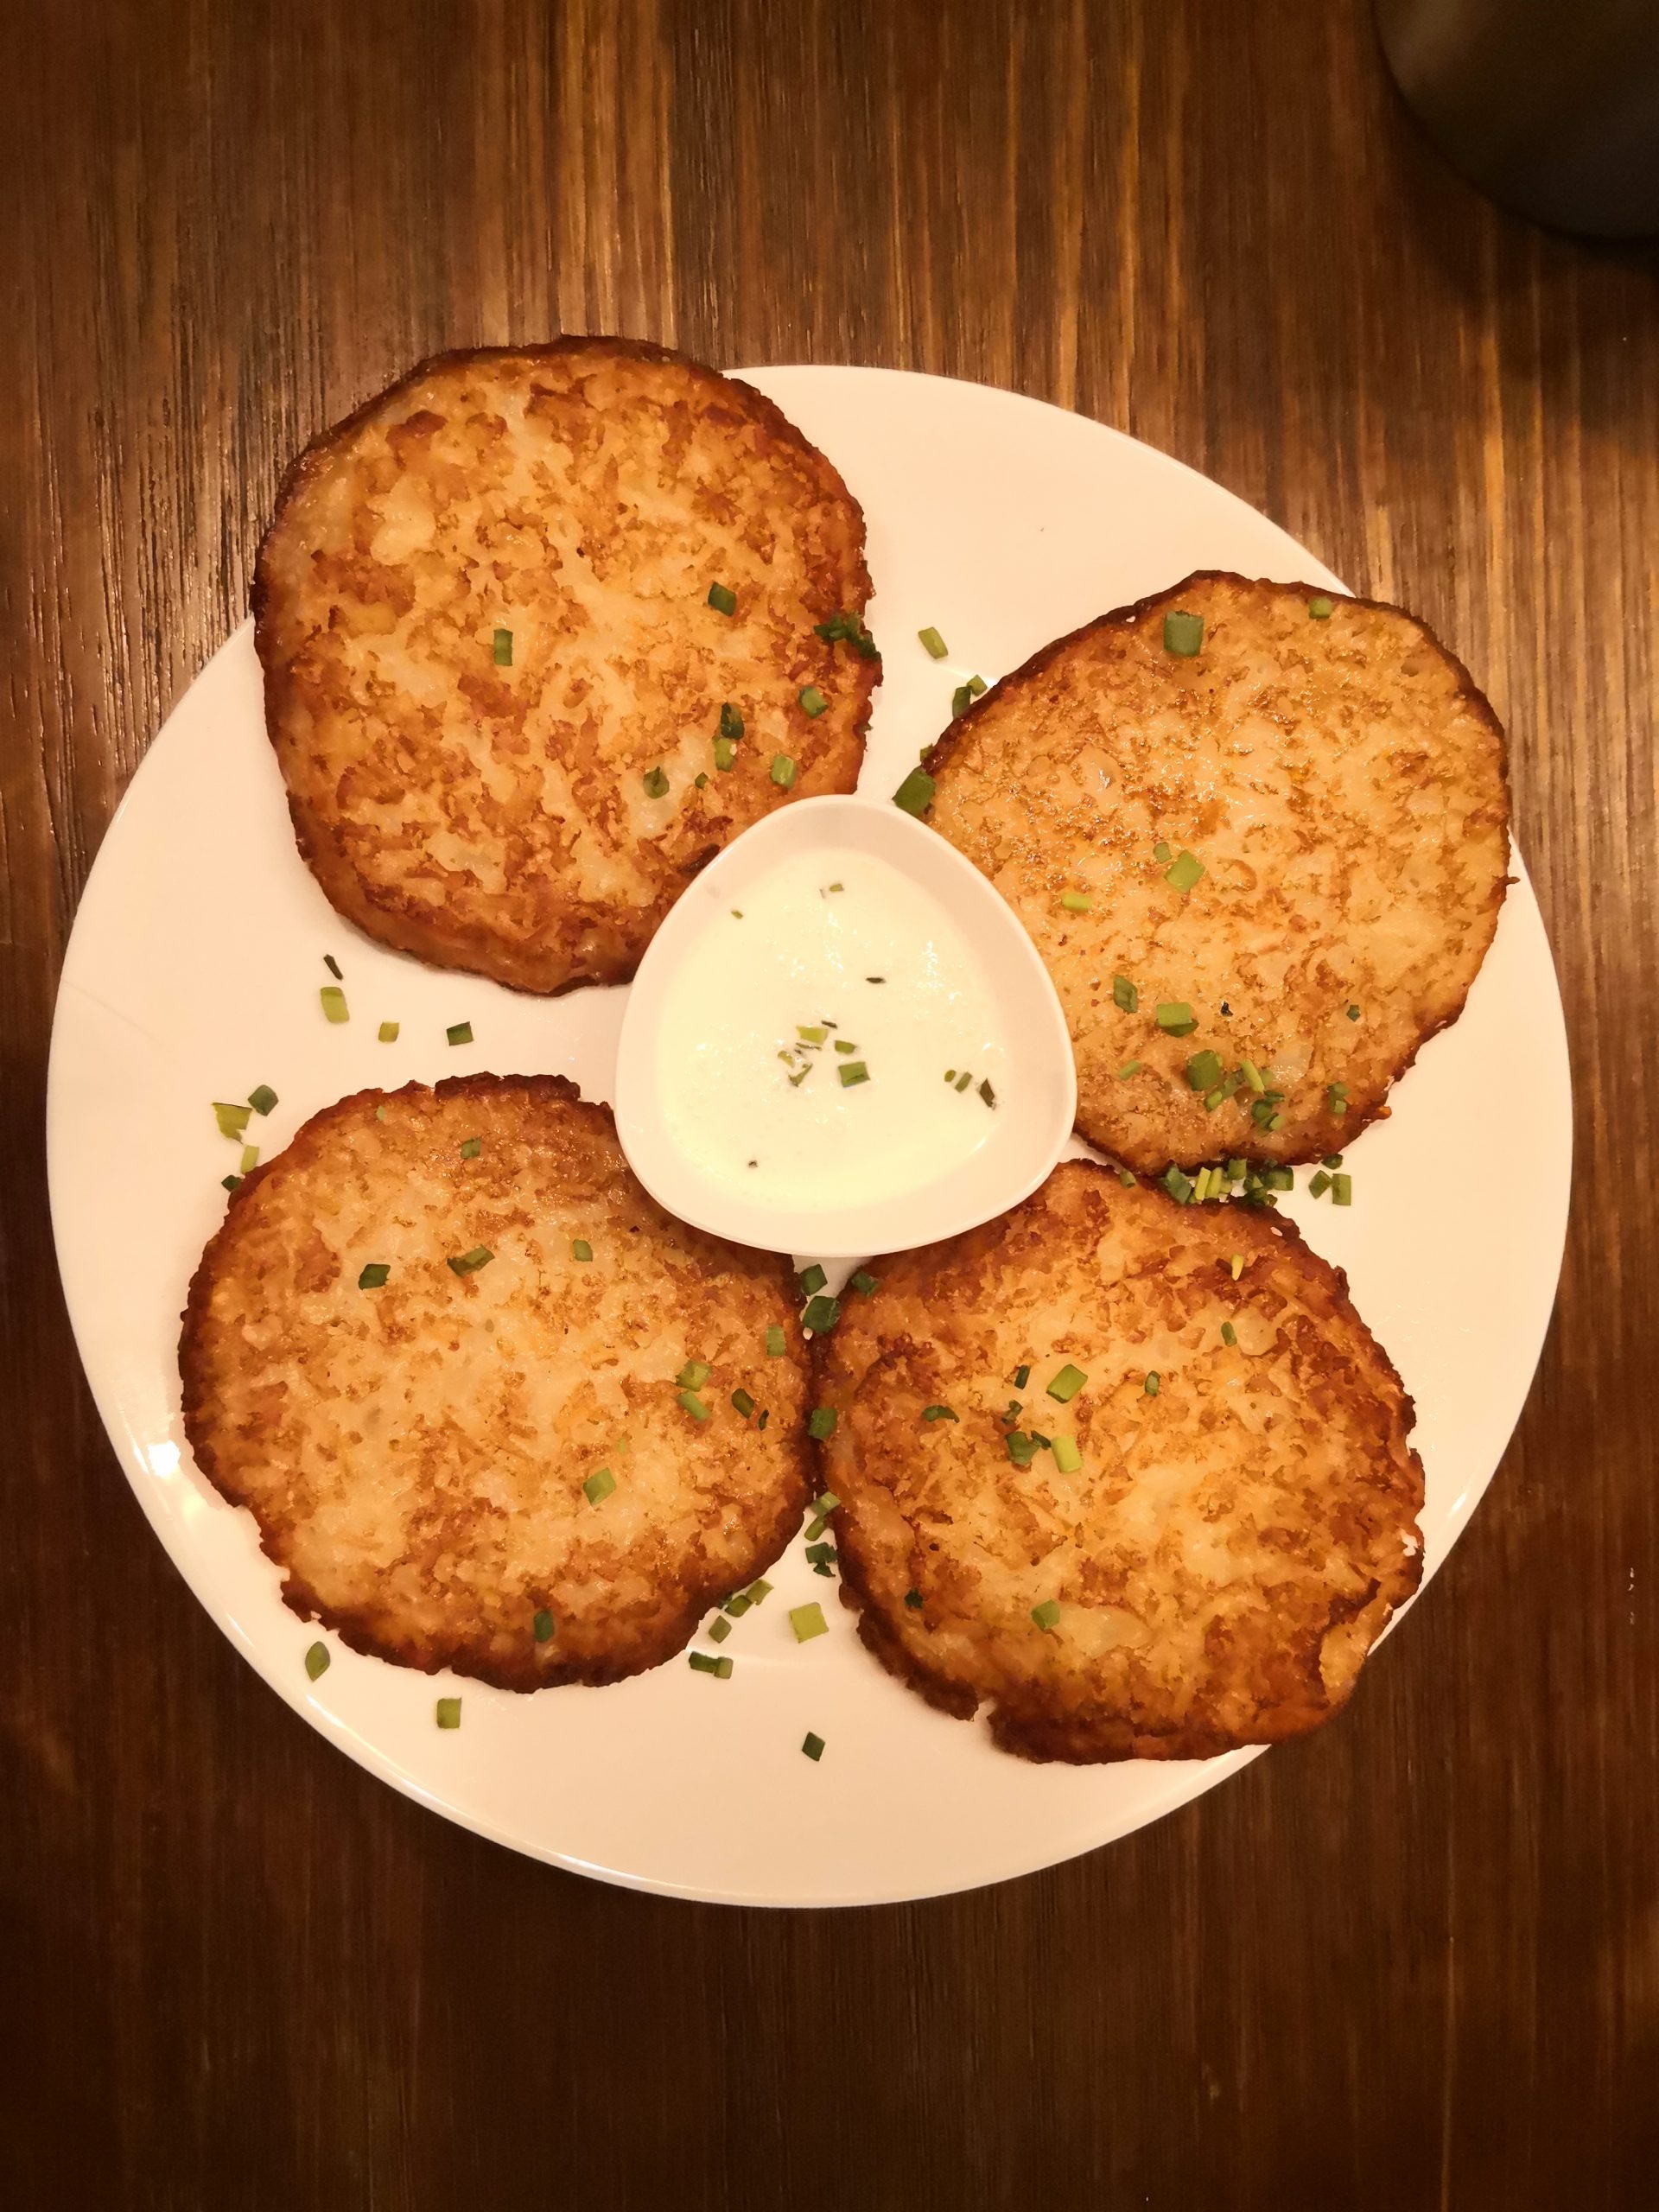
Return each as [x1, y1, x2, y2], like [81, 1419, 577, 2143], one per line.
[3, 2, 1656, 2204]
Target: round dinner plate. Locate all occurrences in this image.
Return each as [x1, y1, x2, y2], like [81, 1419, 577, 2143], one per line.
[47, 366, 1571, 1907]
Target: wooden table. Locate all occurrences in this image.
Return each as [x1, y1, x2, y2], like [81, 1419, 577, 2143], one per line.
[5, 3, 1654, 2202]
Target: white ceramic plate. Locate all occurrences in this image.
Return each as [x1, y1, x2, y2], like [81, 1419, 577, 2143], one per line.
[48, 367, 1570, 1906]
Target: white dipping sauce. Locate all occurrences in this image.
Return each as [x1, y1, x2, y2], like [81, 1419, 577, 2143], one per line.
[657, 846, 1009, 1208]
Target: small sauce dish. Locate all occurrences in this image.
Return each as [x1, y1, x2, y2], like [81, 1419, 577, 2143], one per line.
[613, 795, 1076, 1257]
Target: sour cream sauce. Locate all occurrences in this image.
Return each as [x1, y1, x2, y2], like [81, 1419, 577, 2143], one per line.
[657, 846, 1008, 1209]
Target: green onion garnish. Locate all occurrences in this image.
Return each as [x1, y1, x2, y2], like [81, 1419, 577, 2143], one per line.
[801, 1294, 840, 1333]
[1117, 1060, 1143, 1080]
[533, 1609, 555, 1643]
[358, 1262, 390, 1289]
[790, 1603, 829, 1643]
[1030, 1599, 1061, 1632]
[893, 767, 935, 816]
[247, 1084, 278, 1116]
[323, 954, 343, 980]
[239, 1146, 259, 1173]
[1185, 1049, 1224, 1092]
[718, 702, 744, 741]
[747, 1579, 772, 1605]
[954, 1072, 972, 1091]
[695, 771, 709, 789]
[978, 1078, 995, 1109]
[707, 1615, 732, 1644]
[571, 1238, 593, 1262]
[1165, 849, 1205, 894]
[221, 1174, 241, 1192]
[904, 1589, 924, 1610]
[1117, 1169, 1136, 1187]
[1308, 596, 1335, 620]
[839, 1061, 870, 1087]
[798, 1264, 827, 1294]
[1332, 1173, 1352, 1206]
[320, 986, 348, 1023]
[724, 1592, 753, 1618]
[643, 766, 670, 798]
[677, 1360, 712, 1389]
[707, 582, 736, 615]
[950, 680, 982, 716]
[689, 1651, 734, 1676]
[766, 1324, 787, 1357]
[810, 1491, 840, 1516]
[1062, 891, 1093, 913]
[1238, 1058, 1264, 1095]
[1006, 1431, 1039, 1468]
[493, 626, 513, 664]
[918, 626, 949, 658]
[304, 1642, 330, 1680]
[1006, 1365, 1027, 1392]
[1310, 1171, 1332, 1198]
[1346, 1004, 1361, 1021]
[1112, 976, 1139, 1014]
[1328, 1083, 1350, 1116]
[213, 1101, 252, 1140]
[435, 1698, 461, 1729]
[1155, 1001, 1198, 1036]
[1046, 1364, 1087, 1403]
[1162, 610, 1204, 656]
[798, 687, 828, 718]
[834, 1039, 858, 1054]
[808, 1408, 837, 1440]
[378, 1021, 399, 1043]
[714, 735, 737, 772]
[732, 1388, 756, 1418]
[1144, 1371, 1160, 1396]
[1220, 1321, 1237, 1347]
[849, 1270, 878, 1295]
[801, 1732, 826, 1760]
[804, 1541, 836, 1567]
[678, 1390, 713, 1422]
[459, 1136, 481, 1159]
[797, 1026, 828, 1046]
[584, 1467, 615, 1504]
[1262, 1166, 1294, 1189]
[447, 1245, 493, 1275]
[771, 754, 798, 788]
[1153, 841, 1171, 862]
[1161, 1164, 1194, 1204]
[922, 1405, 958, 1423]
[446, 1021, 473, 1046]
[1322, 1154, 1344, 1169]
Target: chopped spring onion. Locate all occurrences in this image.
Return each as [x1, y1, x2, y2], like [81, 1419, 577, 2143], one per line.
[213, 1101, 252, 1140]
[357, 1262, 390, 1289]
[1062, 891, 1093, 913]
[533, 1609, 555, 1643]
[321, 986, 348, 1023]
[447, 1246, 493, 1275]
[247, 1084, 278, 1116]
[801, 1294, 840, 1333]
[1046, 1363, 1087, 1403]
[731, 1388, 756, 1418]
[708, 582, 737, 614]
[239, 1146, 259, 1173]
[1185, 1049, 1224, 1092]
[1322, 1154, 1344, 1169]
[1117, 1169, 1136, 1187]
[584, 1467, 615, 1504]
[724, 1592, 753, 1618]
[714, 735, 738, 771]
[1346, 1004, 1362, 1021]
[954, 1072, 972, 1092]
[798, 1026, 829, 1046]
[790, 1602, 829, 1643]
[678, 1389, 712, 1422]
[1308, 596, 1335, 620]
[493, 627, 513, 664]
[1010, 1363, 1032, 1390]
[1262, 1166, 1294, 1190]
[810, 1491, 841, 1517]
[1163, 610, 1204, 656]
[1220, 1321, 1238, 1348]
[804, 1541, 837, 1567]
[435, 1699, 461, 1729]
[221, 1174, 241, 1192]
[719, 702, 744, 741]
[1113, 975, 1140, 1014]
[571, 1238, 593, 1262]
[1117, 1060, 1143, 1080]
[798, 1263, 828, 1294]
[849, 1269, 879, 1295]
[304, 1642, 330, 1681]
[677, 1360, 712, 1389]
[1052, 1434, 1082, 1474]
[446, 1020, 473, 1046]
[839, 1061, 870, 1087]
[771, 754, 798, 788]
[643, 766, 670, 798]
[922, 1405, 958, 1422]
[893, 767, 935, 816]
[1153, 841, 1172, 863]
[689, 1651, 734, 1677]
[1239, 1058, 1265, 1095]
[766, 1324, 787, 1357]
[1162, 1164, 1195, 1205]
[1332, 1173, 1352, 1205]
[808, 1408, 838, 1440]
[1006, 1431, 1039, 1468]
[323, 954, 343, 980]
[459, 1136, 481, 1159]
[801, 1732, 826, 1761]
[978, 1077, 996, 1109]
[1328, 1083, 1350, 1116]
[1030, 1599, 1061, 1632]
[798, 687, 828, 719]
[695, 771, 708, 789]
[1156, 1001, 1198, 1036]
[708, 1615, 732, 1644]
[904, 1589, 924, 1610]
[378, 1021, 399, 1043]
[747, 1579, 773, 1605]
[918, 626, 949, 658]
[834, 1038, 858, 1054]
[1166, 849, 1205, 894]
[1144, 1371, 1161, 1396]
[1310, 1170, 1332, 1198]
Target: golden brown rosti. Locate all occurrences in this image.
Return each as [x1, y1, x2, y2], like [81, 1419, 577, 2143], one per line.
[816, 1160, 1423, 1763]
[254, 339, 876, 993]
[180, 1074, 811, 1689]
[922, 573, 1510, 1172]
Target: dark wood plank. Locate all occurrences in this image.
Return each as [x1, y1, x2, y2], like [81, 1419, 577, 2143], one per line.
[3, 1, 1655, 2203]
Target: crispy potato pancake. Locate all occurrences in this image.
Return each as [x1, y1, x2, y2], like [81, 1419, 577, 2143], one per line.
[254, 340, 875, 993]
[924, 573, 1510, 1172]
[180, 1075, 810, 1688]
[817, 1161, 1423, 1762]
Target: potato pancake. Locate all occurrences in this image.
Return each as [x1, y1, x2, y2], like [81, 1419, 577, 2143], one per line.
[923, 574, 1509, 1172]
[180, 1076, 810, 1688]
[816, 1160, 1423, 1762]
[254, 340, 875, 993]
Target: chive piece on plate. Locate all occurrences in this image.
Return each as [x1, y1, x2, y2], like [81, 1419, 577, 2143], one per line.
[1309, 596, 1335, 620]
[807, 1407, 837, 1440]
[1238, 1058, 1265, 1095]
[790, 1602, 829, 1643]
[798, 1263, 828, 1294]
[1117, 1060, 1143, 1080]
[732, 1388, 756, 1418]
[904, 1589, 924, 1610]
[747, 1579, 773, 1605]
[1052, 1434, 1082, 1474]
[839, 1060, 870, 1087]
[771, 753, 798, 788]
[834, 1038, 858, 1054]
[304, 1642, 330, 1680]
[707, 582, 736, 614]
[358, 1262, 390, 1289]
[1322, 1154, 1344, 1169]
[922, 1404, 959, 1422]
[1332, 1173, 1353, 1205]
[1310, 1170, 1332, 1199]
[1117, 1169, 1136, 1187]
[677, 1389, 712, 1421]
[643, 766, 670, 798]
[533, 1609, 555, 1643]
[1166, 849, 1205, 894]
[447, 1245, 493, 1275]
[766, 1324, 786, 1357]
[801, 1294, 840, 1333]
[849, 1269, 878, 1295]
[893, 767, 935, 817]
[247, 1084, 278, 1116]
[1155, 1001, 1198, 1036]
[1220, 1321, 1237, 1348]
[493, 626, 513, 664]
[571, 1238, 593, 1262]
[446, 1020, 473, 1046]
[1163, 610, 1204, 656]
[1153, 841, 1172, 862]
[714, 735, 737, 771]
[1006, 1431, 1039, 1467]
[321, 986, 348, 1023]
[1046, 1363, 1087, 1403]
[435, 1698, 461, 1729]
[719, 702, 744, 741]
[378, 1020, 399, 1043]
[801, 1732, 826, 1761]
[1030, 1599, 1061, 1632]
[689, 1650, 733, 1676]
[798, 686, 828, 718]
[1161, 1164, 1194, 1205]
[1346, 1004, 1362, 1021]
[239, 1146, 259, 1173]
[1185, 1049, 1224, 1092]
[584, 1467, 615, 1504]
[221, 1174, 241, 1192]
[918, 626, 949, 658]
[459, 1136, 481, 1159]
[1144, 1371, 1161, 1396]
[1062, 891, 1093, 913]
[677, 1359, 712, 1389]
[707, 1615, 732, 1644]
[323, 954, 343, 981]
[955, 1071, 972, 1091]
[213, 1101, 253, 1141]
[1112, 975, 1140, 1014]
